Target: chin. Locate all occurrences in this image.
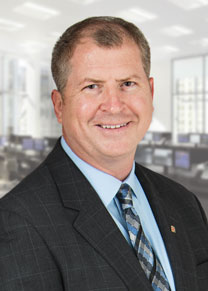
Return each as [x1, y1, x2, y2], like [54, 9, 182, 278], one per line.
[101, 146, 135, 159]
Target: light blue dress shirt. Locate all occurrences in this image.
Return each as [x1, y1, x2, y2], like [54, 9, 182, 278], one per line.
[61, 136, 175, 290]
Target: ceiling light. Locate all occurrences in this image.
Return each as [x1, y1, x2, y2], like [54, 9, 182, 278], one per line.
[14, 2, 60, 20]
[0, 18, 24, 32]
[155, 46, 179, 54]
[191, 38, 208, 47]
[167, 0, 208, 10]
[44, 32, 61, 43]
[20, 41, 47, 53]
[117, 7, 157, 23]
[196, 37, 208, 47]
[50, 32, 61, 38]
[201, 38, 208, 46]
[69, 0, 101, 4]
[162, 25, 193, 37]
[162, 46, 180, 53]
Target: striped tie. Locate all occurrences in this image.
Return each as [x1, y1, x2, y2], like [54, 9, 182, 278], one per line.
[117, 183, 170, 291]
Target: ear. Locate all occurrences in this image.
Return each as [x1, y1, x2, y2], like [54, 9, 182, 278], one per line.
[51, 89, 63, 124]
[149, 77, 154, 99]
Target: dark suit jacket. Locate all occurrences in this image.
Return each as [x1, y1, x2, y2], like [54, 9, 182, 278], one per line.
[0, 140, 208, 291]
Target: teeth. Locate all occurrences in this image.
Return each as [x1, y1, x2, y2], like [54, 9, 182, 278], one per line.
[100, 123, 127, 129]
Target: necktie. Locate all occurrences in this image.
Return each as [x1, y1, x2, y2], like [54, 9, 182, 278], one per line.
[117, 183, 170, 291]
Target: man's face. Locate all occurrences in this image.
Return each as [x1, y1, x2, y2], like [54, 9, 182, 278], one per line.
[52, 38, 154, 168]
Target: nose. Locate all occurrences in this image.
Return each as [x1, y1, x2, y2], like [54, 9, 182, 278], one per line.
[99, 87, 124, 113]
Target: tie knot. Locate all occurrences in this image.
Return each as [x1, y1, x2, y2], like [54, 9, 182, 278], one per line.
[116, 183, 133, 210]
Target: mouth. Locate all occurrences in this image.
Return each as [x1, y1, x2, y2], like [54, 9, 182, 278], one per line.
[97, 122, 129, 129]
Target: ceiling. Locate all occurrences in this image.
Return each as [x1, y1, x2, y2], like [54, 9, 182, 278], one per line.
[1, 0, 208, 62]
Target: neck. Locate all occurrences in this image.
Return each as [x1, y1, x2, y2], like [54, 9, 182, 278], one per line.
[62, 136, 135, 181]
[79, 153, 134, 181]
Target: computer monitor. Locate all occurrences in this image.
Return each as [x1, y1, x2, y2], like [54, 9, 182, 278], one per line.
[153, 133, 162, 142]
[201, 134, 208, 145]
[153, 148, 173, 167]
[178, 134, 189, 143]
[0, 136, 7, 147]
[22, 138, 34, 150]
[17, 135, 31, 145]
[135, 147, 153, 165]
[33, 139, 45, 151]
[189, 133, 201, 144]
[174, 150, 190, 169]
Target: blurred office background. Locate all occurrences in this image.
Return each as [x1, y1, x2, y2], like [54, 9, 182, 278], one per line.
[1, 0, 208, 215]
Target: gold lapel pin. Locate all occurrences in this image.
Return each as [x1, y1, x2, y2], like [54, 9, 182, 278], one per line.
[170, 225, 176, 233]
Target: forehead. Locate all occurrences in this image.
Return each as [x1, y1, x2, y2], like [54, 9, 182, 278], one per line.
[70, 38, 143, 71]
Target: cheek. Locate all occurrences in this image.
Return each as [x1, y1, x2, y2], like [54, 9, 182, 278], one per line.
[75, 98, 99, 122]
[131, 95, 153, 115]
[62, 96, 96, 132]
[79, 102, 91, 113]
[61, 102, 77, 129]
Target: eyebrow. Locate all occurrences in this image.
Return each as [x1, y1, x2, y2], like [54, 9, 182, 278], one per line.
[115, 74, 142, 82]
[78, 78, 105, 86]
[79, 74, 142, 86]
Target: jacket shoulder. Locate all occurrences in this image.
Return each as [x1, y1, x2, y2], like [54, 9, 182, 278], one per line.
[135, 163, 208, 224]
[0, 159, 57, 215]
[135, 162, 189, 190]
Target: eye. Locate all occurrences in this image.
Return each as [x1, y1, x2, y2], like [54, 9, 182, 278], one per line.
[84, 84, 98, 90]
[123, 81, 135, 87]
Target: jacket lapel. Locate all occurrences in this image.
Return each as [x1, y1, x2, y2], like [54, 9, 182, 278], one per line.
[72, 184, 153, 291]
[46, 140, 153, 290]
[135, 164, 199, 290]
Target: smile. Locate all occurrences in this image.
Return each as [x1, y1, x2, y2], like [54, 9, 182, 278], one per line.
[99, 123, 128, 129]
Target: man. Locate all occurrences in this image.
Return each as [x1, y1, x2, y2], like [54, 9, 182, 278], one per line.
[0, 17, 207, 291]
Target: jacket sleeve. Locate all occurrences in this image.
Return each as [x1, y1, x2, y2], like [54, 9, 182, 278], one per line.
[0, 208, 64, 291]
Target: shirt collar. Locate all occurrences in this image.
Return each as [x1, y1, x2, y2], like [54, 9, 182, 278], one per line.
[60, 136, 137, 207]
